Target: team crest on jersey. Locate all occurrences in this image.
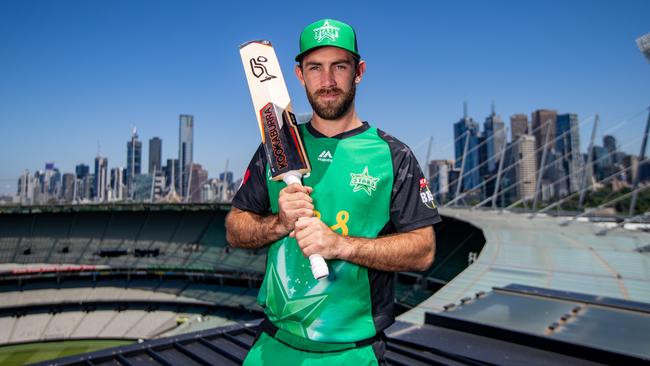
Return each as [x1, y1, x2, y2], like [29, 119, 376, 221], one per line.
[313, 20, 340, 43]
[350, 166, 379, 196]
[318, 150, 333, 163]
[419, 178, 437, 209]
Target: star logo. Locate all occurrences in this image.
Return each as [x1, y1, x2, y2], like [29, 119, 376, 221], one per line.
[266, 263, 328, 338]
[313, 20, 340, 43]
[350, 166, 380, 196]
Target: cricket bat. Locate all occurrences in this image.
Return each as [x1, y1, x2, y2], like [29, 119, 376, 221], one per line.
[239, 40, 329, 280]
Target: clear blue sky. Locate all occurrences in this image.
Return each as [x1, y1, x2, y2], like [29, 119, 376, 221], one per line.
[1, 0, 649, 195]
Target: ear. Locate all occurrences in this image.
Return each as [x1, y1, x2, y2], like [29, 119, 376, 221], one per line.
[295, 64, 305, 86]
[354, 60, 366, 84]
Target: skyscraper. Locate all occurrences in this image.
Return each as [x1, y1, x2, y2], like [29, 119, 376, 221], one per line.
[531, 109, 558, 164]
[428, 160, 452, 202]
[515, 135, 537, 200]
[510, 114, 529, 141]
[62, 173, 75, 203]
[484, 104, 506, 173]
[94, 155, 108, 202]
[453, 103, 481, 192]
[179, 115, 194, 198]
[75, 164, 90, 179]
[149, 137, 162, 175]
[188, 163, 208, 203]
[110, 167, 125, 201]
[17, 170, 34, 205]
[591, 145, 612, 181]
[127, 128, 142, 196]
[603, 135, 616, 153]
[556, 113, 582, 193]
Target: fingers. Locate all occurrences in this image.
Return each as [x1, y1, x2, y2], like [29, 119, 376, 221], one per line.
[282, 193, 313, 205]
[281, 184, 313, 195]
[294, 216, 318, 232]
[277, 185, 315, 232]
[293, 218, 332, 258]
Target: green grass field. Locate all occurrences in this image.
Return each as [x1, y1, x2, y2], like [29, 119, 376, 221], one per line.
[0, 340, 133, 366]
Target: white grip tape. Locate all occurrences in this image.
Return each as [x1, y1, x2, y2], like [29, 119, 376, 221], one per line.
[282, 171, 302, 186]
[309, 254, 329, 279]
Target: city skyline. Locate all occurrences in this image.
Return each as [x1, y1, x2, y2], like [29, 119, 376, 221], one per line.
[1, 0, 649, 195]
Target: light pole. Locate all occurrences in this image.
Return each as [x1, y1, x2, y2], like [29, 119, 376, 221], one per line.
[629, 33, 650, 216]
[637, 32, 650, 63]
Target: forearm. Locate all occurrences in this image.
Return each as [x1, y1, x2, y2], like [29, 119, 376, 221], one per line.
[340, 226, 435, 272]
[225, 207, 288, 249]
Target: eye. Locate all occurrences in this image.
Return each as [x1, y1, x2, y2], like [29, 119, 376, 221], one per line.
[308, 65, 320, 72]
[335, 64, 348, 71]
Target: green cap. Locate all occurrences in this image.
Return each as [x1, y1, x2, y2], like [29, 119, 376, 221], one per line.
[295, 19, 359, 61]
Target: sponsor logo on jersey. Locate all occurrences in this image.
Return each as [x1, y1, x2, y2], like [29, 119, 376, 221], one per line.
[313, 20, 340, 43]
[350, 166, 379, 196]
[419, 178, 437, 209]
[317, 150, 333, 163]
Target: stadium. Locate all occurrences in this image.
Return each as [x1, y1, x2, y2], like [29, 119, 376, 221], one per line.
[0, 203, 648, 365]
[0, 204, 485, 365]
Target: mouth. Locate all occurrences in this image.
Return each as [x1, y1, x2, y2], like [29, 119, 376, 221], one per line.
[316, 89, 342, 102]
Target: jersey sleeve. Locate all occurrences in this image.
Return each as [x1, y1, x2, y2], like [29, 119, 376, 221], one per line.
[231, 144, 271, 214]
[379, 130, 442, 233]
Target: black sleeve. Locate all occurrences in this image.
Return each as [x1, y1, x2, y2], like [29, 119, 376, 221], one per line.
[231, 144, 270, 214]
[378, 129, 442, 233]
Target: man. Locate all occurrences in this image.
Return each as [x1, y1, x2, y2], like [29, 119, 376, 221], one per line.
[226, 18, 441, 365]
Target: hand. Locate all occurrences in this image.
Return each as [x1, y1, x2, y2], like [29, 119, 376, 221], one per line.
[278, 184, 314, 234]
[291, 217, 346, 260]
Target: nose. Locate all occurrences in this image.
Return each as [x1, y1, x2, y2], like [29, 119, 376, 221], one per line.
[321, 68, 336, 88]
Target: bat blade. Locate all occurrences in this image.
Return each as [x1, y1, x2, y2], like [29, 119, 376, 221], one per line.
[239, 40, 310, 181]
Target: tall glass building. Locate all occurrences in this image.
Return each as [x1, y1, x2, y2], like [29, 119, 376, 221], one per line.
[127, 128, 142, 197]
[556, 113, 582, 193]
[149, 137, 162, 175]
[484, 107, 506, 174]
[179, 115, 194, 198]
[454, 112, 481, 192]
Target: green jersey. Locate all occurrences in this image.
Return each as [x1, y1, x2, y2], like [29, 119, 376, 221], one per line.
[233, 122, 441, 344]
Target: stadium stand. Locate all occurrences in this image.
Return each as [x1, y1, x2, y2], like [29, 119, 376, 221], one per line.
[0, 317, 15, 343]
[0, 206, 240, 272]
[0, 265, 263, 345]
[42, 311, 86, 340]
[0, 204, 477, 359]
[12, 311, 51, 343]
[68, 308, 120, 339]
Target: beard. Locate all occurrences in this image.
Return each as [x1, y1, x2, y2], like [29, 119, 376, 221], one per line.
[306, 81, 356, 121]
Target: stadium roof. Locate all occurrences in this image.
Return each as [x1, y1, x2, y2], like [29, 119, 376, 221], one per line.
[400, 208, 650, 325]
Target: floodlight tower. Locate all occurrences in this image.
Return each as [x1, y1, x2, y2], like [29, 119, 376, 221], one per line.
[637, 32, 650, 63]
[629, 33, 650, 216]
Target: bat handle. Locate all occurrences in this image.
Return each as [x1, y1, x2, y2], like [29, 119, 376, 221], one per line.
[309, 254, 329, 279]
[282, 171, 302, 186]
[282, 171, 330, 280]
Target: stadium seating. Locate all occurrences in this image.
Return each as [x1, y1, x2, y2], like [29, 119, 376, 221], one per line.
[0, 317, 15, 343]
[11, 311, 51, 343]
[41, 310, 86, 340]
[0, 206, 271, 347]
[68, 308, 117, 339]
[0, 207, 259, 273]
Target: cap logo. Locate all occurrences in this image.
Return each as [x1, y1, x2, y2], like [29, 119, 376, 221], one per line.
[313, 20, 339, 43]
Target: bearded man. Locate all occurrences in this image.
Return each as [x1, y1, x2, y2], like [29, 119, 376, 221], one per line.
[227, 18, 441, 366]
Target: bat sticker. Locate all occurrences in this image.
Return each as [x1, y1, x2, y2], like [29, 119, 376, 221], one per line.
[250, 56, 277, 82]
